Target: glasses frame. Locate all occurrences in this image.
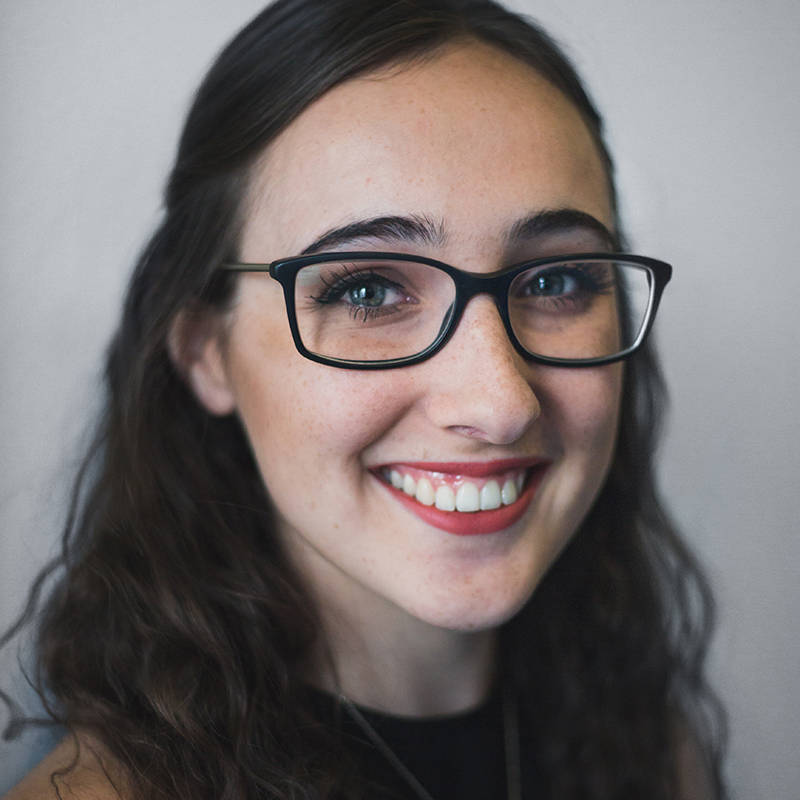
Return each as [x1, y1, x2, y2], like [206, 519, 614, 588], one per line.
[222, 251, 672, 370]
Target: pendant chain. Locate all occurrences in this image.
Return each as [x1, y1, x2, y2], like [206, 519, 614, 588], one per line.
[339, 684, 522, 800]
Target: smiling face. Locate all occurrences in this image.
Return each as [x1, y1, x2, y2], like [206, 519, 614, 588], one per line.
[186, 42, 622, 638]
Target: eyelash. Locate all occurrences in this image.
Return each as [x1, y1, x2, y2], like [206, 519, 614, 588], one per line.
[519, 264, 616, 304]
[308, 266, 404, 321]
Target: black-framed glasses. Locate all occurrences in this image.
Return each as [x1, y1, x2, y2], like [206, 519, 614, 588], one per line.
[222, 252, 671, 369]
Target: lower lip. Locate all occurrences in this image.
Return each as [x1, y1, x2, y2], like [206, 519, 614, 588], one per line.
[380, 466, 548, 536]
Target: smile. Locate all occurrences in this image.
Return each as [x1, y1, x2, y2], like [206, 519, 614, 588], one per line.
[384, 465, 525, 511]
[375, 458, 550, 536]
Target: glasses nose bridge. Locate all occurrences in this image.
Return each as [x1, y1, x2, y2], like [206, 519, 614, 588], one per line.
[449, 270, 517, 347]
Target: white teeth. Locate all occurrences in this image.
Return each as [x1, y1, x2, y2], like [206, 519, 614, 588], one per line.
[434, 484, 456, 511]
[480, 480, 502, 510]
[415, 477, 435, 506]
[501, 479, 518, 506]
[455, 482, 480, 512]
[389, 469, 526, 512]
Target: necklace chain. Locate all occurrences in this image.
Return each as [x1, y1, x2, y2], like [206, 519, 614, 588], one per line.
[339, 685, 522, 800]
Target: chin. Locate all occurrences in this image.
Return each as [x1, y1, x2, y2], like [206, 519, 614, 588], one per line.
[401, 573, 539, 633]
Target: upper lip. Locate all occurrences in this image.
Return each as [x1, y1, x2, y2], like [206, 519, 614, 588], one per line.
[372, 457, 548, 478]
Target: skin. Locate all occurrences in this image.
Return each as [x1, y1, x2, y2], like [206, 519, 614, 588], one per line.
[4, 734, 128, 800]
[184, 40, 623, 716]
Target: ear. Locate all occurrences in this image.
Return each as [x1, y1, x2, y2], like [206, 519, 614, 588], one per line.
[168, 306, 236, 416]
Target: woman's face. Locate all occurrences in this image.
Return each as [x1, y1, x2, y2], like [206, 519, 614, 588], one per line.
[190, 42, 622, 633]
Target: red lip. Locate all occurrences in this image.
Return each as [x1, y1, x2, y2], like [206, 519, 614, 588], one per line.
[377, 462, 549, 536]
[385, 457, 547, 478]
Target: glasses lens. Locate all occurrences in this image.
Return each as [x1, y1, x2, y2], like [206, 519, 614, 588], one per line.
[508, 259, 653, 361]
[294, 258, 457, 363]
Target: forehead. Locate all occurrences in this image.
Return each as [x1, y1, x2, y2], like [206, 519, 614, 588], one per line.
[241, 41, 612, 263]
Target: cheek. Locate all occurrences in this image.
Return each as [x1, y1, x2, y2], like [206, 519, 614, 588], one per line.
[544, 364, 622, 455]
[520, 365, 622, 586]
[224, 305, 414, 486]
[536, 363, 623, 526]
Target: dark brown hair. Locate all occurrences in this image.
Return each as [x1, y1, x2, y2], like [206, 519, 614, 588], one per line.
[3, 1, 724, 797]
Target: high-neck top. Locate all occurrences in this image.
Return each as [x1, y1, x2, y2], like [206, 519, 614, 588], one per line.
[310, 689, 538, 800]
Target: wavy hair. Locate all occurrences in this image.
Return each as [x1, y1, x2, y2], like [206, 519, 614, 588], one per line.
[3, 1, 724, 797]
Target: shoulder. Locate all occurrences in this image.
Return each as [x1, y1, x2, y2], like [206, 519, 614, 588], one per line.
[3, 733, 129, 800]
[674, 718, 719, 800]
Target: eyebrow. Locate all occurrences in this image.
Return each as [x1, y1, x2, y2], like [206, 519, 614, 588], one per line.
[505, 208, 618, 250]
[299, 207, 616, 256]
[300, 214, 446, 255]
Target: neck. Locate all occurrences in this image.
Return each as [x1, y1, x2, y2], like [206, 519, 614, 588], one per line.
[298, 553, 497, 717]
[321, 611, 496, 717]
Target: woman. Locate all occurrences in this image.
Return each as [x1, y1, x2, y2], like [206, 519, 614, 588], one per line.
[4, 0, 723, 798]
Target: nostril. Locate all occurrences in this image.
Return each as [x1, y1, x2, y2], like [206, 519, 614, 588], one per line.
[446, 425, 485, 438]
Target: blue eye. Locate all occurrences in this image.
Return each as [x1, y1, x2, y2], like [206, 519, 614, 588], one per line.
[307, 265, 413, 323]
[530, 273, 578, 297]
[348, 281, 388, 307]
[517, 264, 614, 302]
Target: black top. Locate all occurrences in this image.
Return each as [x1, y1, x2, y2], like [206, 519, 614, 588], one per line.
[310, 690, 538, 800]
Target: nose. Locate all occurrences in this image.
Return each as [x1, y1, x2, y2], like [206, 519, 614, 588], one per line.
[421, 295, 540, 444]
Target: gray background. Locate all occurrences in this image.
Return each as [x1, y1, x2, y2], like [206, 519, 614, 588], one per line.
[1, 0, 798, 796]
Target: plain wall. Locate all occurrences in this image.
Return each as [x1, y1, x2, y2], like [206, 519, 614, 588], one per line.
[1, 0, 798, 795]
